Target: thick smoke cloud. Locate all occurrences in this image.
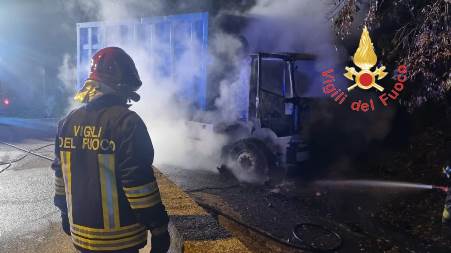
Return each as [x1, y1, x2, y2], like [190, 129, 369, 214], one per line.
[240, 0, 397, 180]
[56, 53, 78, 112]
[245, 0, 348, 95]
[60, 0, 235, 170]
[54, 0, 396, 182]
[61, 0, 165, 21]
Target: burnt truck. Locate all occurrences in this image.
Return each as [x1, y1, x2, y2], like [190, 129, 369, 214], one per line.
[216, 52, 316, 183]
[76, 12, 321, 182]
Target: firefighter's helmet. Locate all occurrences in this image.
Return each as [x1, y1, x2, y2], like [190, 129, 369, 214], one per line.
[85, 47, 141, 101]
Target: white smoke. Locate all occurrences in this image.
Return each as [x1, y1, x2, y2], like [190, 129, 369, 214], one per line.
[60, 0, 234, 170]
[125, 43, 229, 170]
[57, 54, 77, 92]
[57, 53, 80, 112]
[61, 0, 165, 21]
[58, 0, 344, 176]
[211, 32, 251, 123]
[245, 0, 345, 95]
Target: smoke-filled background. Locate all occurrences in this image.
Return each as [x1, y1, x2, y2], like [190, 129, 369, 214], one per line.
[0, 0, 400, 179]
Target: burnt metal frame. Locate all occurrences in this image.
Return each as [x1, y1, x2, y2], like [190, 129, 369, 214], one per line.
[248, 52, 316, 123]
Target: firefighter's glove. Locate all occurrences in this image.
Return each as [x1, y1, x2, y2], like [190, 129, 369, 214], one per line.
[61, 212, 71, 236]
[150, 227, 170, 253]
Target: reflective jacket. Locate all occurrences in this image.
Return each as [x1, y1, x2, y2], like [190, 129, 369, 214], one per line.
[52, 95, 169, 252]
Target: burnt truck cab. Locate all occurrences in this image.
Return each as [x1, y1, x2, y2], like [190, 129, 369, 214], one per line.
[219, 52, 316, 183]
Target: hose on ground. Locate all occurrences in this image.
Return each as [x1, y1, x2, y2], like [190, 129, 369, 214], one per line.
[0, 141, 344, 251]
[185, 184, 241, 193]
[0, 141, 54, 174]
[196, 201, 343, 252]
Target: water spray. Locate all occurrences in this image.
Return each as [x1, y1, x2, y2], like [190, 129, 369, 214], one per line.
[315, 180, 448, 193]
[432, 185, 449, 193]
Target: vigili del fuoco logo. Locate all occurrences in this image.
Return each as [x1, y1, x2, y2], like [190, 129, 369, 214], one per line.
[321, 26, 407, 112]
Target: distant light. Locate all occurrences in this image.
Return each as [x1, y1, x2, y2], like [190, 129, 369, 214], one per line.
[3, 98, 10, 106]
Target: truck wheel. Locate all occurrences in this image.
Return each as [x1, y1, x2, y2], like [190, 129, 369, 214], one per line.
[221, 139, 274, 184]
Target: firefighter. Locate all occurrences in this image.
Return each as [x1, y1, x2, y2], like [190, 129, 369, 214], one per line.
[52, 47, 170, 253]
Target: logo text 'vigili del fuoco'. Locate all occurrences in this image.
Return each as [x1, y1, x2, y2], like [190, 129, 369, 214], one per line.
[320, 26, 407, 112]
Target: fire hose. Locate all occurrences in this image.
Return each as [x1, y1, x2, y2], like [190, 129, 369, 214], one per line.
[0, 141, 53, 161]
[195, 181, 448, 252]
[196, 200, 343, 252]
[0, 141, 53, 173]
[2, 141, 449, 251]
[1, 140, 344, 251]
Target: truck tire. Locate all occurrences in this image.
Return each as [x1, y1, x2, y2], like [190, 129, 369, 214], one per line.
[220, 138, 274, 184]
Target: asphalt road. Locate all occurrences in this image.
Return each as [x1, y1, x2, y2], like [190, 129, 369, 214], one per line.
[0, 139, 425, 253]
[0, 139, 390, 253]
[0, 133, 154, 253]
[158, 166, 451, 253]
[2, 123, 450, 253]
[0, 140, 76, 253]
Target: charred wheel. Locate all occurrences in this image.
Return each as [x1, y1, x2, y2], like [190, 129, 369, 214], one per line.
[220, 138, 275, 183]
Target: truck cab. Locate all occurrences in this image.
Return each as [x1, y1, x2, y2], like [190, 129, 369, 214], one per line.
[219, 52, 316, 183]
